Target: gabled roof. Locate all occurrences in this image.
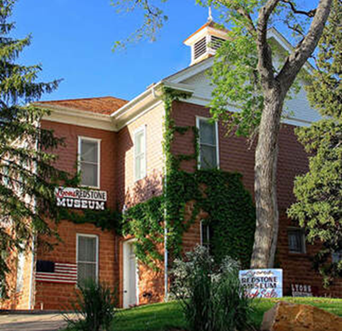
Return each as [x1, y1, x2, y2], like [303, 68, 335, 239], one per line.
[37, 96, 128, 115]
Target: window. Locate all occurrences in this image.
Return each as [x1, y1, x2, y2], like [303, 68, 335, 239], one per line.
[79, 137, 100, 188]
[332, 250, 342, 264]
[134, 126, 146, 181]
[200, 220, 212, 252]
[77, 234, 98, 285]
[16, 250, 25, 292]
[288, 228, 306, 254]
[197, 117, 219, 169]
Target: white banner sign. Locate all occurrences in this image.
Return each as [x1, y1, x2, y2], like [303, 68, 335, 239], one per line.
[55, 187, 107, 211]
[239, 269, 283, 298]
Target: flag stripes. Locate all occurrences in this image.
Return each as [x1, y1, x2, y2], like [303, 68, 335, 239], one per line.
[36, 262, 77, 284]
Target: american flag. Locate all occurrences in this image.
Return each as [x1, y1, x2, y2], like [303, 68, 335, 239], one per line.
[36, 262, 77, 284]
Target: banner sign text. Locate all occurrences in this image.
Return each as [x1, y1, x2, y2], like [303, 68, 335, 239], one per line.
[55, 187, 107, 211]
[239, 269, 283, 298]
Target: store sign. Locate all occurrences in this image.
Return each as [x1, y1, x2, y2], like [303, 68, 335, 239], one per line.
[55, 187, 107, 211]
[239, 269, 283, 298]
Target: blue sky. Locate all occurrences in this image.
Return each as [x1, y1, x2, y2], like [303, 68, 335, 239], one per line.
[12, 0, 316, 102]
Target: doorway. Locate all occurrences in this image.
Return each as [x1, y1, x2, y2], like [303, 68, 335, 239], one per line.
[123, 240, 138, 308]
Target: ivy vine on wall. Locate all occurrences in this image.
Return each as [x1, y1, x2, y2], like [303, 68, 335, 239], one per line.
[121, 87, 256, 269]
[63, 87, 256, 269]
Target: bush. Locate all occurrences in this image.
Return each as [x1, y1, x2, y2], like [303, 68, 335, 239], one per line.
[171, 245, 254, 331]
[65, 279, 117, 331]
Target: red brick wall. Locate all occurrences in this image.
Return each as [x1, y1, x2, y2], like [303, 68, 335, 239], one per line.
[28, 121, 120, 310]
[41, 120, 117, 209]
[171, 100, 342, 297]
[0, 237, 34, 310]
[34, 221, 117, 310]
[115, 103, 166, 306]
[115, 103, 164, 209]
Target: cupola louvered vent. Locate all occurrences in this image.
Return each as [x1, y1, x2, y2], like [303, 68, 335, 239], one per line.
[211, 36, 225, 50]
[194, 37, 207, 60]
[184, 19, 229, 66]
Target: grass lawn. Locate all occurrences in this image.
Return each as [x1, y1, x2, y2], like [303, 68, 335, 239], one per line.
[112, 297, 342, 331]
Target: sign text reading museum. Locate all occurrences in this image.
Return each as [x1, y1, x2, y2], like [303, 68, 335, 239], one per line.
[55, 187, 107, 211]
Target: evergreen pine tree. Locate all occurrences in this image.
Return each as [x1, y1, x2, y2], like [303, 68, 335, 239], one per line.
[288, 0, 342, 285]
[0, 0, 69, 297]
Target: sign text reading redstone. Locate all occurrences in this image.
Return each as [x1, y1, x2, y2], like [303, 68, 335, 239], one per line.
[55, 187, 107, 211]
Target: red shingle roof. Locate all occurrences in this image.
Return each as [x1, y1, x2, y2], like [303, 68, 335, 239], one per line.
[37, 96, 129, 115]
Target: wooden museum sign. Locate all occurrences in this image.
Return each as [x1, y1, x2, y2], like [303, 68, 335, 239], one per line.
[55, 187, 107, 211]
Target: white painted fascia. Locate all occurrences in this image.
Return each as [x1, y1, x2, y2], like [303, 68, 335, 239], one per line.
[37, 103, 116, 131]
[112, 81, 194, 131]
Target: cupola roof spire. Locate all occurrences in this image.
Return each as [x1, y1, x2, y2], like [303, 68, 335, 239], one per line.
[208, 6, 213, 21]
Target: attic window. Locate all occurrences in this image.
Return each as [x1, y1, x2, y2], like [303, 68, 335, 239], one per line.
[194, 37, 207, 60]
[211, 36, 225, 50]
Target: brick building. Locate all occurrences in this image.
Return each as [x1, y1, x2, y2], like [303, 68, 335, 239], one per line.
[1, 20, 341, 311]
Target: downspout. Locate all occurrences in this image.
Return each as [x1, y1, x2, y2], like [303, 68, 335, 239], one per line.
[162, 86, 169, 302]
[28, 235, 36, 310]
[164, 173, 168, 302]
[28, 115, 40, 309]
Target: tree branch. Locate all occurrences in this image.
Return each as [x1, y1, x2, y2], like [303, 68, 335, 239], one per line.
[277, 0, 333, 91]
[256, 0, 281, 89]
[282, 0, 317, 17]
[236, 8, 257, 34]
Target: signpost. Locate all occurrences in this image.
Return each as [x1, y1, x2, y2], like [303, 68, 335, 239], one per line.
[55, 187, 107, 211]
[239, 269, 283, 298]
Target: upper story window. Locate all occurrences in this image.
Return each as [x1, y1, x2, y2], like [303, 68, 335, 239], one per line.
[197, 117, 219, 169]
[77, 234, 98, 286]
[288, 228, 306, 254]
[78, 137, 100, 188]
[134, 126, 146, 181]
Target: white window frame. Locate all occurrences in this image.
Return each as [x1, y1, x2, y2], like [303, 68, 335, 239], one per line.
[133, 125, 147, 182]
[200, 220, 211, 248]
[196, 116, 220, 170]
[288, 227, 306, 254]
[78, 136, 101, 189]
[76, 234, 99, 284]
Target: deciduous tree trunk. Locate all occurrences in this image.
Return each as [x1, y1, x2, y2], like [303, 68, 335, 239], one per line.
[250, 0, 332, 269]
[251, 86, 285, 268]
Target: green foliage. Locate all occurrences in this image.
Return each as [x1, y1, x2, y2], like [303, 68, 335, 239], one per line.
[0, 0, 69, 297]
[171, 246, 254, 331]
[111, 0, 168, 50]
[288, 0, 342, 285]
[122, 88, 255, 269]
[59, 208, 122, 232]
[111, 298, 342, 331]
[122, 196, 165, 267]
[65, 279, 118, 331]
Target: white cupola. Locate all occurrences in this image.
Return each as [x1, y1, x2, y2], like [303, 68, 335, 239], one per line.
[184, 10, 228, 66]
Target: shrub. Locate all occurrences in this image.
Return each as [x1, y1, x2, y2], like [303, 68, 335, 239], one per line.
[170, 245, 254, 331]
[65, 279, 117, 331]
